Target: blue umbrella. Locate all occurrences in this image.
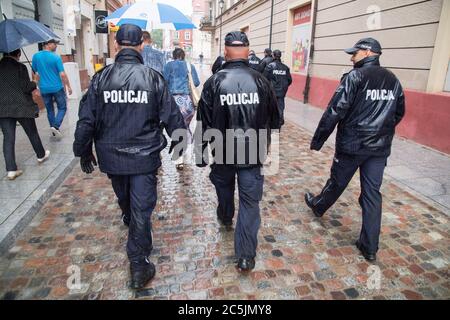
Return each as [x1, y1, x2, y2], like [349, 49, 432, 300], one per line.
[106, 1, 196, 31]
[0, 18, 60, 53]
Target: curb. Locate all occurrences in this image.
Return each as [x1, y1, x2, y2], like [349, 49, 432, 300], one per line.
[0, 157, 78, 255]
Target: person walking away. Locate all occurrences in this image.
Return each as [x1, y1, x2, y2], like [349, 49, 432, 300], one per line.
[305, 38, 405, 262]
[163, 48, 200, 170]
[248, 50, 261, 71]
[0, 49, 50, 180]
[141, 31, 166, 73]
[32, 39, 72, 139]
[195, 31, 280, 271]
[73, 24, 186, 289]
[263, 50, 292, 127]
[258, 48, 273, 74]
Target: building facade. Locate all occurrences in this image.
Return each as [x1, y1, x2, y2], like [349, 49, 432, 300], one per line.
[201, 0, 450, 154]
[192, 0, 212, 63]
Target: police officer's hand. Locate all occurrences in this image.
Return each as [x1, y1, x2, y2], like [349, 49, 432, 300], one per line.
[80, 153, 97, 174]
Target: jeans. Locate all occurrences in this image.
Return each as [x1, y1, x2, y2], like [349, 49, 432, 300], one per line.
[310, 153, 387, 253]
[108, 172, 158, 265]
[0, 118, 45, 171]
[210, 164, 264, 259]
[42, 89, 67, 129]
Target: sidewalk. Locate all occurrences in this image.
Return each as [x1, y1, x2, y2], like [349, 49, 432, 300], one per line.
[284, 98, 450, 214]
[0, 99, 79, 253]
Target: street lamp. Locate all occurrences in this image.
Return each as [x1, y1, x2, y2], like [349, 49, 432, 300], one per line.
[218, 0, 224, 56]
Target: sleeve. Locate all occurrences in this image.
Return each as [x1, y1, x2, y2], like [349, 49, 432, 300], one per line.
[395, 83, 406, 126]
[263, 63, 273, 81]
[31, 56, 37, 74]
[310, 70, 360, 151]
[157, 75, 186, 137]
[287, 67, 293, 86]
[266, 80, 281, 130]
[56, 56, 64, 73]
[191, 64, 201, 87]
[73, 77, 98, 157]
[163, 62, 170, 81]
[19, 64, 37, 93]
[194, 77, 214, 166]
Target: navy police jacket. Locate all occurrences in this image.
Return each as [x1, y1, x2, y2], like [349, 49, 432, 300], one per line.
[196, 59, 280, 168]
[263, 59, 292, 98]
[311, 55, 405, 157]
[73, 48, 186, 175]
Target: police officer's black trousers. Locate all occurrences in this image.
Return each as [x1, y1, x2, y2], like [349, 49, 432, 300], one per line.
[312, 153, 387, 254]
[277, 97, 285, 126]
[108, 172, 158, 265]
[210, 164, 264, 259]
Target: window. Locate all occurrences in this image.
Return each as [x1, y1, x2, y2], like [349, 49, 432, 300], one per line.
[175, 32, 179, 39]
[185, 32, 191, 41]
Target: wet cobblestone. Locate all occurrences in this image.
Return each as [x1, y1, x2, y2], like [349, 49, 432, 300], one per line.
[0, 122, 449, 300]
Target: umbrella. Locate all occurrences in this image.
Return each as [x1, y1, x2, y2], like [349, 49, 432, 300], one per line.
[106, 1, 196, 31]
[0, 18, 60, 53]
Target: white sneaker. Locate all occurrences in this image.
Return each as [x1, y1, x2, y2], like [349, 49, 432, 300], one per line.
[51, 127, 63, 139]
[7, 170, 23, 180]
[37, 150, 50, 163]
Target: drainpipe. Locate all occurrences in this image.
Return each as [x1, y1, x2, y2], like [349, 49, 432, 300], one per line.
[269, 0, 274, 48]
[303, 0, 318, 104]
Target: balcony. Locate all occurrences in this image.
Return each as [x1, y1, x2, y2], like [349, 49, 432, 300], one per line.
[199, 16, 215, 32]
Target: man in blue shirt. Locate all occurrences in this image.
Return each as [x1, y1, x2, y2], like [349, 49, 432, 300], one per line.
[141, 31, 165, 73]
[32, 39, 72, 139]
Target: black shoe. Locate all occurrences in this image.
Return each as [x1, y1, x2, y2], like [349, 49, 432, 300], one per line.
[237, 258, 255, 272]
[304, 193, 323, 217]
[122, 213, 130, 227]
[355, 240, 376, 262]
[217, 207, 232, 227]
[129, 261, 156, 290]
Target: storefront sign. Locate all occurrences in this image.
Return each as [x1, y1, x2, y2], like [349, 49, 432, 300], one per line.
[95, 10, 108, 34]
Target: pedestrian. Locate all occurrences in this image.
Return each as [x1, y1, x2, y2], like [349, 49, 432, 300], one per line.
[263, 50, 292, 127]
[199, 53, 204, 66]
[211, 55, 225, 74]
[195, 31, 280, 271]
[0, 49, 51, 180]
[141, 31, 166, 73]
[73, 24, 186, 289]
[305, 38, 405, 261]
[31, 39, 72, 139]
[248, 50, 261, 71]
[163, 47, 201, 170]
[258, 48, 273, 74]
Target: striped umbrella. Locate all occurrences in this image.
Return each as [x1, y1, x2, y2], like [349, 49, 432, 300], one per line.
[105, 1, 196, 31]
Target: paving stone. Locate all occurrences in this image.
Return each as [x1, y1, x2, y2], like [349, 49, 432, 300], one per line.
[0, 122, 448, 300]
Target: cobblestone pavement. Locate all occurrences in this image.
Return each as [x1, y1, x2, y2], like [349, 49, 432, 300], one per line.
[0, 122, 449, 300]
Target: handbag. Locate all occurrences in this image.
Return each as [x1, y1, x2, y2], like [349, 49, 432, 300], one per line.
[186, 61, 200, 108]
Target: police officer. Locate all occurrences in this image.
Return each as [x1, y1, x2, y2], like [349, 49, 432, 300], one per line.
[73, 24, 186, 289]
[195, 31, 280, 271]
[248, 50, 261, 71]
[258, 48, 273, 74]
[212, 55, 225, 74]
[305, 38, 405, 261]
[263, 50, 292, 127]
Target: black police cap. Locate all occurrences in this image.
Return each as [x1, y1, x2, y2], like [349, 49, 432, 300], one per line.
[116, 24, 143, 46]
[224, 31, 249, 47]
[273, 50, 282, 58]
[345, 37, 382, 54]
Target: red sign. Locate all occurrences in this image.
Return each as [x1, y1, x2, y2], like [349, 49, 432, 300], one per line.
[293, 3, 312, 26]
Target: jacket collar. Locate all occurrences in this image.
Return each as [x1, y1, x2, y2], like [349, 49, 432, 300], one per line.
[223, 59, 249, 69]
[354, 55, 380, 68]
[115, 48, 144, 64]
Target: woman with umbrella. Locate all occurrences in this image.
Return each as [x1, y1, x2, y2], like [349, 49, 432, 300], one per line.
[0, 49, 50, 180]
